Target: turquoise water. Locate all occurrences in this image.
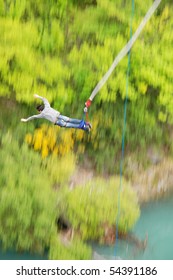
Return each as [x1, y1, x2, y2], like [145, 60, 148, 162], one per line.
[0, 249, 47, 260]
[93, 194, 173, 260]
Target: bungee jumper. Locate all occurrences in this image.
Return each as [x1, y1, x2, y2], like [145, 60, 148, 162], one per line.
[21, 94, 92, 132]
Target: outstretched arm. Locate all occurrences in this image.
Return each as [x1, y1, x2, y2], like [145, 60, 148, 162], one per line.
[21, 114, 42, 122]
[21, 94, 49, 123]
[34, 94, 50, 108]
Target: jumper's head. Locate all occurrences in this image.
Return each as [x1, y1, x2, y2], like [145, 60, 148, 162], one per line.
[36, 104, 44, 112]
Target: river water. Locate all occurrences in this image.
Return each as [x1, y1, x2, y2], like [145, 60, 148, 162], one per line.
[0, 249, 46, 260]
[0, 194, 173, 260]
[93, 194, 173, 260]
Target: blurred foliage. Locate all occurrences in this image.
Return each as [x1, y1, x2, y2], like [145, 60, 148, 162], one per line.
[0, 0, 171, 171]
[0, 133, 57, 253]
[25, 123, 86, 158]
[59, 177, 140, 241]
[0, 131, 139, 259]
[49, 234, 92, 260]
[42, 153, 76, 187]
[0, 132, 91, 259]
[0, 0, 173, 259]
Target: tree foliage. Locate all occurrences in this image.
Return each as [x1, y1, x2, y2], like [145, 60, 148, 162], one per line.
[0, 132, 91, 259]
[0, 0, 173, 258]
[25, 123, 86, 158]
[0, 133, 57, 253]
[49, 234, 92, 260]
[60, 177, 140, 241]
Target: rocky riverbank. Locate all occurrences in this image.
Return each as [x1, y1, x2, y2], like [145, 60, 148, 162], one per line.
[70, 156, 173, 204]
[126, 152, 173, 203]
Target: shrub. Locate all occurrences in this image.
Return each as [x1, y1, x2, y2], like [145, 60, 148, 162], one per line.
[60, 176, 140, 241]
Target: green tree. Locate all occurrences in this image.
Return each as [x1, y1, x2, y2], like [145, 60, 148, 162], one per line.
[49, 234, 92, 260]
[0, 132, 92, 259]
[0, 133, 57, 254]
[60, 177, 140, 241]
[1, 0, 173, 182]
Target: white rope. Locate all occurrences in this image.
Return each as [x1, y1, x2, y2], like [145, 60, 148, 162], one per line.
[89, 0, 162, 101]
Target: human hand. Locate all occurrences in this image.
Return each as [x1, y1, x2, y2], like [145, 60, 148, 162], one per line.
[34, 94, 39, 98]
[21, 118, 27, 122]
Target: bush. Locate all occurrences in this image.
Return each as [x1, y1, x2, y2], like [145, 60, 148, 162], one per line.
[60, 176, 140, 241]
[0, 133, 57, 254]
[49, 234, 92, 260]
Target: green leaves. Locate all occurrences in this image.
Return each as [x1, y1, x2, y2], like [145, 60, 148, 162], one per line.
[0, 17, 69, 105]
[1, 0, 173, 259]
[49, 234, 92, 260]
[61, 177, 140, 241]
[0, 133, 57, 253]
[1, 0, 173, 124]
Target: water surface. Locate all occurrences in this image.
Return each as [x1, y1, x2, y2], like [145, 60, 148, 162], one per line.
[93, 194, 173, 260]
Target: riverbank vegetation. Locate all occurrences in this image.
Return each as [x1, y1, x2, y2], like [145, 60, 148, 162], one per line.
[0, 0, 173, 259]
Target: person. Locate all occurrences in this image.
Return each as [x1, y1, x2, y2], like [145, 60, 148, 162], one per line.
[21, 94, 92, 131]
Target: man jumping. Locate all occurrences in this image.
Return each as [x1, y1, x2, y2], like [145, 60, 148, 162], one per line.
[21, 94, 92, 132]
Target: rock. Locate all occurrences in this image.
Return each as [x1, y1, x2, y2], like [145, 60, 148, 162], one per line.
[132, 158, 173, 203]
